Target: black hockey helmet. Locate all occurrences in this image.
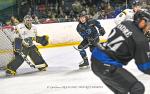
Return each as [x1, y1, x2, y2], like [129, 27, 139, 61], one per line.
[134, 11, 150, 24]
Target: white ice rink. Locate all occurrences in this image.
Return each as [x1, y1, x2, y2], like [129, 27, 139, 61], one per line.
[0, 46, 150, 94]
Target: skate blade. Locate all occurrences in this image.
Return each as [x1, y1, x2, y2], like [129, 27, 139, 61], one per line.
[79, 65, 90, 69]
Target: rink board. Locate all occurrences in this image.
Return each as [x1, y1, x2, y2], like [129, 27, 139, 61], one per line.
[36, 19, 116, 48]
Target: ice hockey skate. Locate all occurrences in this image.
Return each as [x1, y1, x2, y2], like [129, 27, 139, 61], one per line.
[79, 57, 89, 68]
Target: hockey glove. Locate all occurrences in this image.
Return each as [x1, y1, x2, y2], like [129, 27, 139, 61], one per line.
[36, 35, 49, 46]
[88, 38, 95, 43]
[14, 38, 23, 53]
[99, 27, 105, 36]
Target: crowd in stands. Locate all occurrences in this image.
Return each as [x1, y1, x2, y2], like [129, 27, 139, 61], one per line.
[33, 0, 118, 22]
[0, 0, 150, 26]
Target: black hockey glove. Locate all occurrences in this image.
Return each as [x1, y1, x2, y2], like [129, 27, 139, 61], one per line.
[36, 35, 49, 46]
[88, 37, 95, 42]
[14, 38, 23, 53]
[99, 27, 105, 36]
[88, 36, 99, 45]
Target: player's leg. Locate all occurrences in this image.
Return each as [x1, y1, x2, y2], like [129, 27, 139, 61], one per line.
[6, 52, 24, 75]
[28, 45, 48, 71]
[89, 45, 95, 52]
[103, 82, 125, 94]
[91, 57, 145, 94]
[89, 37, 99, 52]
[6, 38, 28, 76]
[78, 39, 89, 67]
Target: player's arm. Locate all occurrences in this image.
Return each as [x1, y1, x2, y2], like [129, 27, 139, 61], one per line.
[92, 19, 105, 36]
[136, 30, 150, 75]
[115, 10, 127, 25]
[137, 61, 150, 75]
[76, 24, 87, 39]
[14, 29, 30, 48]
[14, 25, 21, 38]
[32, 27, 49, 46]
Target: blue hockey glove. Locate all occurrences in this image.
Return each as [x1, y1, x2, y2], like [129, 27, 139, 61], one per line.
[36, 35, 49, 46]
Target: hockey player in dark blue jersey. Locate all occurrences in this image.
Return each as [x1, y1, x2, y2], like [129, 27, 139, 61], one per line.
[91, 11, 150, 94]
[76, 14, 105, 68]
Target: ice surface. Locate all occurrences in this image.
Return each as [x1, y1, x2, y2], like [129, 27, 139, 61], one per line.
[0, 46, 150, 94]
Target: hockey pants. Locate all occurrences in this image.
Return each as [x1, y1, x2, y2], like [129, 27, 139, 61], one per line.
[91, 57, 145, 94]
[78, 38, 99, 59]
[7, 45, 47, 71]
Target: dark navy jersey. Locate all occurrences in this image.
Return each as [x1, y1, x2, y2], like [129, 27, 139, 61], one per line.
[76, 19, 102, 39]
[92, 21, 150, 74]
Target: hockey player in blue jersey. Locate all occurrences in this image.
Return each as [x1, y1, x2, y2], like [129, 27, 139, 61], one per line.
[91, 11, 150, 94]
[76, 14, 105, 68]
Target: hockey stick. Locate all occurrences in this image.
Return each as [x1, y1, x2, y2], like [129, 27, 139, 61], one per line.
[73, 45, 89, 51]
[73, 35, 100, 51]
[96, 43, 105, 50]
[19, 52, 36, 68]
[2, 29, 37, 68]
[19, 52, 45, 68]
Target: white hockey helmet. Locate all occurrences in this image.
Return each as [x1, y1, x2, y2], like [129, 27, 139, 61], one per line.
[24, 15, 32, 28]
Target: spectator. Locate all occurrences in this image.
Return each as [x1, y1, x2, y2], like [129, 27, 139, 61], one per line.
[32, 14, 40, 24]
[72, 0, 83, 16]
[10, 16, 20, 26]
